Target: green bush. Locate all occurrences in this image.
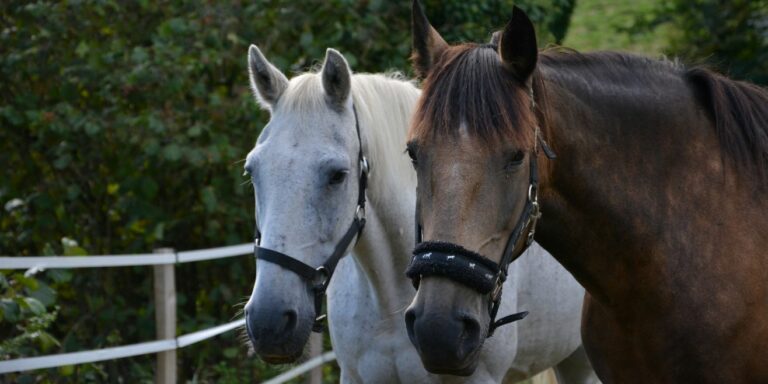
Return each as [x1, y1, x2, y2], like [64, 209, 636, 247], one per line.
[0, 1, 573, 381]
[630, 0, 768, 84]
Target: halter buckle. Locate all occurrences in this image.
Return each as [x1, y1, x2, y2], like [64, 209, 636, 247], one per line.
[355, 205, 366, 221]
[491, 274, 504, 302]
[313, 266, 330, 291]
[360, 156, 370, 176]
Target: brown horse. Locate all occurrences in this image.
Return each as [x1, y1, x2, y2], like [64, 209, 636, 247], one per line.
[404, 1, 768, 382]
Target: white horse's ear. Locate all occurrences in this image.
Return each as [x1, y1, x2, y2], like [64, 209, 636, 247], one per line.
[248, 45, 289, 110]
[321, 48, 352, 109]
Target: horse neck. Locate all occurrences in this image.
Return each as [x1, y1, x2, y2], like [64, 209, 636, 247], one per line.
[534, 58, 768, 307]
[349, 77, 419, 315]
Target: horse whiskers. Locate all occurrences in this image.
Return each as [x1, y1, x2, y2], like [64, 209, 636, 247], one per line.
[390, 303, 410, 316]
[237, 327, 256, 356]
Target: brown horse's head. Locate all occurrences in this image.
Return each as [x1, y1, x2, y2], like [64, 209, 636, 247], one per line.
[404, 0, 541, 375]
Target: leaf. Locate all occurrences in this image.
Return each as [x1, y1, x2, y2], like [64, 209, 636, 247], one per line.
[163, 144, 182, 161]
[201, 186, 217, 212]
[107, 183, 120, 195]
[58, 365, 75, 376]
[61, 237, 87, 256]
[13, 273, 39, 290]
[75, 41, 90, 57]
[29, 282, 56, 307]
[37, 331, 60, 352]
[223, 347, 238, 359]
[0, 299, 20, 322]
[22, 297, 46, 315]
[47, 269, 72, 284]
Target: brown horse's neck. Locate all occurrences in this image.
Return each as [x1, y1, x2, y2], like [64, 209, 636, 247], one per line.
[534, 59, 768, 309]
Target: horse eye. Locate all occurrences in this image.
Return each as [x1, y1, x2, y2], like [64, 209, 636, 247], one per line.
[505, 150, 525, 170]
[329, 170, 349, 185]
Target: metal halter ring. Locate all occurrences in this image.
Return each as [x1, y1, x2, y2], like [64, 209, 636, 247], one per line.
[313, 266, 330, 291]
[360, 156, 370, 176]
[355, 205, 366, 221]
[527, 184, 538, 203]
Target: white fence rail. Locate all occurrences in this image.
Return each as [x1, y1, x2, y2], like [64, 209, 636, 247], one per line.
[0, 243, 254, 270]
[0, 243, 336, 383]
[0, 319, 245, 374]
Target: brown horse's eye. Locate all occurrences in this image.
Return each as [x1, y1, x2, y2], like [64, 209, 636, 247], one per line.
[505, 150, 525, 171]
[329, 170, 349, 185]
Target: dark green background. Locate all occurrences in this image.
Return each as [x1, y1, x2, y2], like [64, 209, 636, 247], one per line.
[1, 0, 764, 382]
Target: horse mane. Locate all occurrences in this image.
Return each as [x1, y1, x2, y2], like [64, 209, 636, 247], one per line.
[684, 68, 768, 180]
[538, 49, 768, 181]
[409, 44, 536, 148]
[413, 44, 768, 180]
[278, 70, 421, 201]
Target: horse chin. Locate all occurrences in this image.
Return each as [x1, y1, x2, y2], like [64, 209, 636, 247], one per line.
[420, 353, 481, 376]
[253, 325, 314, 365]
[260, 352, 303, 365]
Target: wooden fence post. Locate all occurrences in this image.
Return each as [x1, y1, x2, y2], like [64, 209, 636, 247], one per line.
[154, 248, 177, 384]
[304, 333, 323, 384]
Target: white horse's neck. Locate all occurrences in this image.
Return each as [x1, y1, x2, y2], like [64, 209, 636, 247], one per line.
[349, 74, 420, 319]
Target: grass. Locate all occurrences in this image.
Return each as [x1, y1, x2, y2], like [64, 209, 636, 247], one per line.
[562, 0, 672, 56]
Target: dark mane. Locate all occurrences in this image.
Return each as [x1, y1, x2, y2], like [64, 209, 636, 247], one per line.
[539, 49, 768, 180]
[414, 46, 768, 180]
[409, 44, 536, 148]
[685, 67, 768, 180]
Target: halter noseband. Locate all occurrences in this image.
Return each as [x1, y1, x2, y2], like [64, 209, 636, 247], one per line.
[254, 104, 369, 333]
[406, 87, 555, 337]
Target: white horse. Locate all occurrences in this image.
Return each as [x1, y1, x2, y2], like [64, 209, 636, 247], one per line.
[242, 45, 598, 383]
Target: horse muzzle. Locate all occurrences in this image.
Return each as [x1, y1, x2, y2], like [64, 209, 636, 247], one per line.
[244, 284, 313, 364]
[404, 289, 484, 375]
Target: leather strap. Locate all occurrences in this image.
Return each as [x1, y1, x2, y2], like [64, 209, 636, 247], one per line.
[253, 104, 368, 333]
[409, 90, 555, 337]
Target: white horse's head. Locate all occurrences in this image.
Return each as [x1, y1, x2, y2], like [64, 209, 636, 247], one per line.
[242, 46, 365, 363]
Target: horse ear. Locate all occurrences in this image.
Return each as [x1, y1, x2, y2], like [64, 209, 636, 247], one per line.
[411, 0, 448, 78]
[321, 48, 352, 109]
[498, 6, 538, 84]
[248, 45, 289, 111]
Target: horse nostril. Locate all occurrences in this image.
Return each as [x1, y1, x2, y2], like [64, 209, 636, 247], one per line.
[281, 309, 298, 336]
[458, 315, 482, 355]
[404, 307, 418, 343]
[461, 316, 480, 338]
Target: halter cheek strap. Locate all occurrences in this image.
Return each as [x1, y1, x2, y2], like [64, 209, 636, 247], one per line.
[407, 153, 539, 337]
[408, 87, 556, 337]
[254, 105, 368, 333]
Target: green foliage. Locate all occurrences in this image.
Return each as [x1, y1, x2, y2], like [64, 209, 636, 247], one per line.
[629, 0, 768, 84]
[563, 0, 671, 55]
[0, 0, 574, 381]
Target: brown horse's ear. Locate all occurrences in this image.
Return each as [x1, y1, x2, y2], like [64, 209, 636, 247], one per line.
[498, 6, 538, 84]
[411, 0, 448, 79]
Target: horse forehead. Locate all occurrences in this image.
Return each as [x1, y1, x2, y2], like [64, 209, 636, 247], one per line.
[429, 136, 491, 168]
[267, 109, 353, 146]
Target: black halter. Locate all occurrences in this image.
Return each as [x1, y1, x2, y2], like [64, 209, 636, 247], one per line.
[406, 89, 556, 337]
[254, 105, 369, 333]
